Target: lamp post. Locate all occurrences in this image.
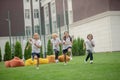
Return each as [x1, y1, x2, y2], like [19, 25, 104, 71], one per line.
[7, 11, 12, 50]
[63, 0, 67, 31]
[63, 0, 69, 33]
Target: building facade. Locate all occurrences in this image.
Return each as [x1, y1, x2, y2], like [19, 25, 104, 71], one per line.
[0, 0, 120, 57]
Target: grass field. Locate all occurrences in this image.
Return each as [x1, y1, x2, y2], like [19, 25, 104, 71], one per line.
[0, 52, 120, 80]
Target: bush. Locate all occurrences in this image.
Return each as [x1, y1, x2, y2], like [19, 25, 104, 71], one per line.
[72, 39, 79, 56]
[40, 46, 43, 58]
[24, 42, 32, 60]
[14, 41, 22, 59]
[47, 39, 53, 55]
[72, 38, 86, 56]
[4, 41, 11, 61]
[79, 38, 86, 55]
[59, 44, 62, 55]
[0, 48, 2, 62]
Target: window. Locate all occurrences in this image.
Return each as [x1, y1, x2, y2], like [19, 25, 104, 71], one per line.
[26, 0, 29, 2]
[53, 21, 56, 28]
[35, 0, 38, 2]
[26, 26, 31, 36]
[34, 9, 39, 18]
[45, 6, 49, 17]
[52, 21, 57, 32]
[45, 24, 50, 34]
[34, 25, 40, 34]
[25, 9, 30, 19]
[51, 2, 55, 14]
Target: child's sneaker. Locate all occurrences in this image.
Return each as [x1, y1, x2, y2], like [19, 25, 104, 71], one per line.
[56, 60, 59, 63]
[64, 63, 67, 65]
[36, 67, 39, 69]
[70, 57, 72, 60]
[90, 60, 93, 64]
[84, 60, 87, 63]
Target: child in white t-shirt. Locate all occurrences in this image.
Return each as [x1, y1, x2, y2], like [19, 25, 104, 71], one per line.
[85, 34, 95, 64]
[27, 33, 41, 69]
[62, 31, 72, 65]
[51, 33, 61, 63]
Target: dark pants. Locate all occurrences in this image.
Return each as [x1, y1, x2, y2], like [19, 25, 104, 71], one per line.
[54, 49, 59, 60]
[85, 50, 93, 61]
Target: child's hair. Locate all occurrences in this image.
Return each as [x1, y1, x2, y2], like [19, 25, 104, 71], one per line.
[63, 31, 72, 42]
[64, 31, 69, 34]
[52, 33, 58, 38]
[87, 34, 93, 39]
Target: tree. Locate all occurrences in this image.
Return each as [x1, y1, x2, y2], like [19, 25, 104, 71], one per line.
[79, 38, 86, 55]
[47, 39, 53, 55]
[78, 38, 86, 55]
[4, 41, 11, 61]
[14, 41, 22, 59]
[72, 39, 79, 56]
[59, 44, 62, 55]
[24, 42, 32, 60]
[40, 46, 43, 58]
[0, 48, 2, 62]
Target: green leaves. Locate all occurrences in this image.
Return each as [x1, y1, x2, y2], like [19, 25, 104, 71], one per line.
[14, 41, 22, 59]
[24, 42, 32, 60]
[4, 41, 11, 61]
[72, 37, 86, 56]
[47, 39, 53, 55]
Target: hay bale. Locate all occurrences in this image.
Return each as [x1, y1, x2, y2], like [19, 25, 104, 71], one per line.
[5, 57, 24, 67]
[39, 58, 49, 64]
[5, 61, 10, 67]
[47, 55, 55, 63]
[25, 58, 34, 66]
[25, 58, 49, 66]
[58, 55, 70, 62]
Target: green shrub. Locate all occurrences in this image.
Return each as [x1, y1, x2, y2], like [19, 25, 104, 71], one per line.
[78, 38, 86, 55]
[24, 42, 32, 60]
[72, 38, 86, 56]
[4, 41, 11, 61]
[47, 39, 53, 55]
[40, 46, 43, 58]
[59, 44, 62, 55]
[14, 41, 22, 59]
[0, 48, 2, 62]
[72, 39, 79, 56]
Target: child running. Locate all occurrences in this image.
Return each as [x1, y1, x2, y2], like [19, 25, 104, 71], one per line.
[62, 31, 72, 65]
[85, 34, 95, 64]
[51, 33, 61, 63]
[27, 33, 41, 69]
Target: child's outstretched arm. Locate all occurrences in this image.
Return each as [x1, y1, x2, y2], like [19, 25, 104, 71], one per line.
[26, 38, 32, 50]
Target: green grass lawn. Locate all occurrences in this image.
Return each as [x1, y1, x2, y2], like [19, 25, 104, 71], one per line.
[0, 52, 120, 80]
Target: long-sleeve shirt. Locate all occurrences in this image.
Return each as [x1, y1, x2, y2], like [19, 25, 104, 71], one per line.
[85, 39, 95, 52]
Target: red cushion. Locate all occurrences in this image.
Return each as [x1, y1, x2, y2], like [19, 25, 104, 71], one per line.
[10, 59, 24, 67]
[5, 61, 10, 67]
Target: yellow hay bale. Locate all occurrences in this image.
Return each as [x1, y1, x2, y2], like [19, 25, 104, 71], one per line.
[47, 55, 55, 63]
[39, 58, 49, 64]
[58, 55, 70, 62]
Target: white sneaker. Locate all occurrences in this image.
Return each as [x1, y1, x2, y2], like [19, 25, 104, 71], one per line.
[36, 67, 39, 69]
[90, 60, 93, 64]
[84, 60, 87, 63]
[64, 63, 67, 65]
[70, 57, 72, 60]
[56, 60, 59, 63]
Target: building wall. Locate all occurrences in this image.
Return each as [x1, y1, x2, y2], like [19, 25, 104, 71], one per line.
[109, 0, 120, 11]
[110, 15, 120, 51]
[72, 0, 109, 22]
[0, 0, 25, 36]
[70, 11, 120, 52]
